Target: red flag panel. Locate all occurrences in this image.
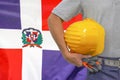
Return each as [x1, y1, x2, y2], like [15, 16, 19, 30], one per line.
[42, 0, 82, 30]
[0, 49, 22, 80]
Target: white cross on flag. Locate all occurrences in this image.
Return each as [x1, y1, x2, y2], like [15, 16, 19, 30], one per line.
[0, 0, 86, 80]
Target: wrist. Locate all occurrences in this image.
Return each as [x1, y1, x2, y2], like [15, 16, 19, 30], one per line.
[61, 49, 70, 59]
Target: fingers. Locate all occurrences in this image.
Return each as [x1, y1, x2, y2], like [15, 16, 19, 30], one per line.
[72, 54, 91, 67]
[76, 60, 83, 67]
[63, 52, 92, 67]
[75, 55, 91, 67]
[69, 56, 83, 67]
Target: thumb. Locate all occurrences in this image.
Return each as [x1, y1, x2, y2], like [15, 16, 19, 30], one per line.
[81, 55, 92, 59]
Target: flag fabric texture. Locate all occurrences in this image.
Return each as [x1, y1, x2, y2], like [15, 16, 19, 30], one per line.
[0, 0, 87, 80]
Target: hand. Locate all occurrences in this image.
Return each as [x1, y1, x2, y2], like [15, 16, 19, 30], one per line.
[62, 51, 91, 67]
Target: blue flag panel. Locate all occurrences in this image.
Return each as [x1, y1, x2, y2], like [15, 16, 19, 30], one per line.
[0, 0, 21, 29]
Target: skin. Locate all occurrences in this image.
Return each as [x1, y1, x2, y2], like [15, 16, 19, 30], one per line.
[48, 13, 91, 67]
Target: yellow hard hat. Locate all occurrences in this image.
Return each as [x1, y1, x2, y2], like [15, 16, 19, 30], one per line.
[64, 18, 105, 56]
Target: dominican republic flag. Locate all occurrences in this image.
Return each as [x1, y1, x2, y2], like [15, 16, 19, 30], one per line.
[0, 0, 87, 80]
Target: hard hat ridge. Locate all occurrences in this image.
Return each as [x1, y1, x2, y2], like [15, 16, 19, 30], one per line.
[64, 18, 105, 56]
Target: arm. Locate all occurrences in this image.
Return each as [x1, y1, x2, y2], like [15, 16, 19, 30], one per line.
[48, 13, 91, 67]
